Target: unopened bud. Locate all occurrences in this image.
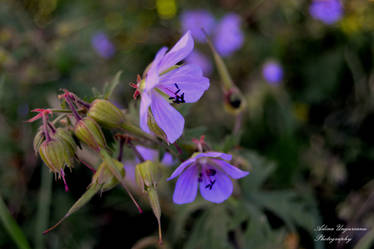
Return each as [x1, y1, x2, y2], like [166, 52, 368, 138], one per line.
[88, 99, 125, 128]
[92, 159, 125, 192]
[39, 139, 66, 174]
[55, 128, 76, 168]
[74, 117, 106, 151]
[224, 88, 246, 115]
[33, 129, 45, 155]
[135, 160, 162, 243]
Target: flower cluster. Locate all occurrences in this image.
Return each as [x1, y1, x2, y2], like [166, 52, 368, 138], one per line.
[29, 31, 249, 240]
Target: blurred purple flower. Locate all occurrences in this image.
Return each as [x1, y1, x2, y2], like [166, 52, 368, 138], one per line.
[214, 13, 244, 57]
[185, 51, 212, 75]
[91, 32, 115, 59]
[262, 61, 283, 85]
[124, 145, 174, 188]
[181, 10, 216, 42]
[140, 31, 210, 144]
[168, 152, 249, 204]
[309, 0, 343, 25]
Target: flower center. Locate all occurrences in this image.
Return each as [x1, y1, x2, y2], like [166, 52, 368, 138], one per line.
[198, 168, 217, 190]
[167, 83, 186, 104]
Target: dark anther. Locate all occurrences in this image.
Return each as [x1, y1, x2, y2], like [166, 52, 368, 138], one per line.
[198, 173, 203, 182]
[170, 83, 186, 104]
[205, 180, 216, 190]
[206, 169, 216, 176]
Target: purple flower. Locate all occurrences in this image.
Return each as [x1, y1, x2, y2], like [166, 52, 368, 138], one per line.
[181, 10, 216, 42]
[262, 60, 283, 85]
[167, 152, 249, 204]
[124, 146, 174, 188]
[140, 31, 210, 144]
[214, 13, 244, 57]
[309, 0, 343, 25]
[185, 51, 212, 75]
[91, 32, 115, 59]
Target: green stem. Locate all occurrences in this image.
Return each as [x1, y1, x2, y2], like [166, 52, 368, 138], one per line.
[0, 194, 31, 249]
[204, 31, 234, 91]
[120, 122, 180, 160]
[100, 149, 143, 213]
[120, 122, 158, 143]
[34, 167, 52, 249]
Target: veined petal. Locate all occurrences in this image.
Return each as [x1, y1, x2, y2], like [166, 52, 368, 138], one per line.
[150, 91, 184, 144]
[173, 164, 199, 204]
[211, 159, 249, 179]
[159, 31, 194, 73]
[167, 157, 196, 180]
[140, 92, 152, 133]
[199, 168, 233, 203]
[145, 47, 167, 91]
[135, 146, 158, 162]
[158, 64, 210, 103]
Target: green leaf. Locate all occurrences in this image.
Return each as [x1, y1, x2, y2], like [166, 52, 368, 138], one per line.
[240, 150, 276, 191]
[0, 194, 31, 249]
[184, 206, 234, 249]
[103, 71, 122, 99]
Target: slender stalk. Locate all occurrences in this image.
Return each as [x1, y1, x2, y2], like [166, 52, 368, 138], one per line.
[50, 108, 86, 114]
[0, 194, 31, 249]
[65, 97, 81, 121]
[34, 167, 52, 249]
[100, 149, 143, 213]
[42, 114, 51, 142]
[120, 122, 180, 159]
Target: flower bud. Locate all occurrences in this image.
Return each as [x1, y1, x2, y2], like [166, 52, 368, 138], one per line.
[55, 128, 76, 168]
[135, 160, 160, 192]
[135, 160, 163, 243]
[39, 139, 67, 173]
[74, 117, 106, 151]
[33, 129, 44, 155]
[224, 88, 247, 115]
[91, 159, 125, 192]
[88, 99, 125, 128]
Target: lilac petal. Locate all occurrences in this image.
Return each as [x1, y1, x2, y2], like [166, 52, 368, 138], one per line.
[159, 31, 194, 73]
[199, 168, 233, 203]
[173, 164, 199, 204]
[161, 152, 174, 167]
[150, 91, 184, 144]
[211, 159, 249, 179]
[167, 158, 196, 180]
[158, 64, 210, 103]
[199, 151, 232, 161]
[145, 47, 168, 91]
[139, 92, 152, 133]
[135, 146, 158, 162]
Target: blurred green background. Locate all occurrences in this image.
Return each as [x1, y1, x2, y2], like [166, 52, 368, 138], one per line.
[0, 0, 373, 248]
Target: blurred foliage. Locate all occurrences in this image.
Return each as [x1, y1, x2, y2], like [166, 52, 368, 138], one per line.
[0, 0, 374, 248]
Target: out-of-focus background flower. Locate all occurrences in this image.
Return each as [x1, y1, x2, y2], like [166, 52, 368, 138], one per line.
[0, 0, 373, 248]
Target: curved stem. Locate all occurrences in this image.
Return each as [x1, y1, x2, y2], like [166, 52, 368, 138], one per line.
[100, 149, 143, 213]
